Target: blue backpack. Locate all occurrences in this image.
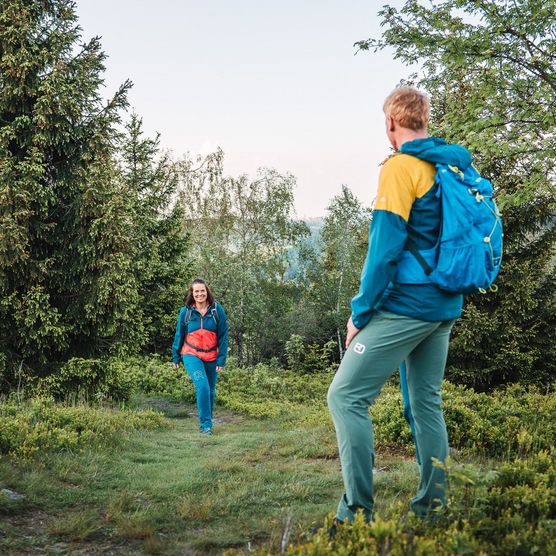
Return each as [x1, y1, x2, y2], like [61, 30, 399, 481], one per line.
[395, 164, 503, 294]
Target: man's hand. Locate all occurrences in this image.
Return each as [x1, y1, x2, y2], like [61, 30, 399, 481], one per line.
[216, 366, 222, 372]
[345, 316, 360, 349]
[173, 363, 180, 370]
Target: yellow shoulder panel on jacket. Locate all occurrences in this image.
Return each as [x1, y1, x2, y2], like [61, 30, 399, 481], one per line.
[374, 154, 436, 222]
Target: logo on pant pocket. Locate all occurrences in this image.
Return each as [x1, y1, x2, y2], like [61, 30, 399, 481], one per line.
[354, 342, 366, 354]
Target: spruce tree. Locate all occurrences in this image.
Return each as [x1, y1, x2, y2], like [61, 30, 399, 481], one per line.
[0, 0, 137, 381]
[119, 114, 189, 354]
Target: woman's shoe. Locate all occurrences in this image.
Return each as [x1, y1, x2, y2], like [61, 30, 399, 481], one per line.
[200, 428, 213, 435]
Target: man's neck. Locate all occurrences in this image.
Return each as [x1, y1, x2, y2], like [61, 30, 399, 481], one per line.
[395, 129, 428, 151]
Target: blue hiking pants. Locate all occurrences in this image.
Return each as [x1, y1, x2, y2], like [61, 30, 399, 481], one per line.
[182, 354, 218, 431]
[327, 311, 454, 521]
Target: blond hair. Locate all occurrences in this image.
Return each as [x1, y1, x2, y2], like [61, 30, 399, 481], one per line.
[383, 86, 430, 131]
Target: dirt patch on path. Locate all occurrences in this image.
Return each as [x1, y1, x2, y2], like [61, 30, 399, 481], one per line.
[0, 509, 121, 555]
[140, 399, 245, 425]
[140, 398, 193, 418]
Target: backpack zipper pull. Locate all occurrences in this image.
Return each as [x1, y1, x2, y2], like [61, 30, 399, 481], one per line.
[448, 165, 464, 179]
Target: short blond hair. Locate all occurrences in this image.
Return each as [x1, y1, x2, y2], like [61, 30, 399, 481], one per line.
[383, 86, 430, 131]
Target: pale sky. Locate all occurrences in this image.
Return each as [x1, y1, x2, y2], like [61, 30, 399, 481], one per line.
[76, 0, 411, 217]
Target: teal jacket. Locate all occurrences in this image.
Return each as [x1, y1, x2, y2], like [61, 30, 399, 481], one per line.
[172, 303, 229, 367]
[351, 137, 466, 329]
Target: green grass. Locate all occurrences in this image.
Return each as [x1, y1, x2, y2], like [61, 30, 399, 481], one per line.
[2, 401, 385, 554]
[0, 398, 510, 555]
[3, 363, 553, 554]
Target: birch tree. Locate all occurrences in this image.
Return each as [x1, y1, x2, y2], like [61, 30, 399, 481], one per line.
[179, 155, 307, 365]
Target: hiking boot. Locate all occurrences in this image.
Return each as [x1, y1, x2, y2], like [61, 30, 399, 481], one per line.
[310, 517, 342, 539]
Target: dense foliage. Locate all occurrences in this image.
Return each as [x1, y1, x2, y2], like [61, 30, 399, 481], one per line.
[0, 1, 188, 389]
[119, 115, 189, 354]
[1, 0, 132, 366]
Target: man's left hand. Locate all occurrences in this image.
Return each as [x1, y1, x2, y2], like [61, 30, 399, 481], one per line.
[345, 316, 360, 349]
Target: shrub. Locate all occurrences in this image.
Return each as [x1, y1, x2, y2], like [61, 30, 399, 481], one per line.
[285, 334, 305, 370]
[274, 451, 556, 556]
[372, 381, 555, 459]
[34, 356, 196, 404]
[210, 363, 556, 460]
[284, 335, 337, 373]
[0, 397, 165, 459]
[30, 356, 554, 462]
[37, 358, 135, 403]
[216, 363, 333, 418]
[111, 356, 195, 402]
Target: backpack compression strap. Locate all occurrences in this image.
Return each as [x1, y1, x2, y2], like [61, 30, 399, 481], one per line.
[406, 239, 434, 276]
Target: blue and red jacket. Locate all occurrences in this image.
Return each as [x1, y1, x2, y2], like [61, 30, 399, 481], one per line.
[172, 303, 228, 366]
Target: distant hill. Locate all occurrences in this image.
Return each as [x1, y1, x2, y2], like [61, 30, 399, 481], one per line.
[303, 216, 324, 245]
[303, 216, 324, 233]
[284, 217, 324, 279]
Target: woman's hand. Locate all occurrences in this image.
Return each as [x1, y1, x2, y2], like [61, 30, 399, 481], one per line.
[345, 316, 360, 349]
[216, 366, 222, 372]
[173, 363, 180, 370]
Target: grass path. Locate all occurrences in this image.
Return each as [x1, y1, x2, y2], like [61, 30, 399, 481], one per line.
[0, 401, 418, 555]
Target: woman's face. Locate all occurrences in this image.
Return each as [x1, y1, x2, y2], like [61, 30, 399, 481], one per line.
[192, 283, 208, 305]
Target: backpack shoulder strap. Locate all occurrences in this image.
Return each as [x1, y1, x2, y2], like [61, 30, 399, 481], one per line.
[405, 164, 444, 276]
[211, 303, 219, 325]
[183, 307, 192, 327]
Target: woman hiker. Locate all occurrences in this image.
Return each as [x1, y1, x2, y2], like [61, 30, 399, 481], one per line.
[172, 278, 228, 435]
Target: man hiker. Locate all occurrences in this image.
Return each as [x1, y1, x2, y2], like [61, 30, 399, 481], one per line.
[327, 86, 469, 523]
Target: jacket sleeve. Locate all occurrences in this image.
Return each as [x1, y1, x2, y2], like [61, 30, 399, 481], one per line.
[351, 211, 408, 329]
[351, 156, 415, 329]
[172, 307, 187, 364]
[215, 304, 229, 367]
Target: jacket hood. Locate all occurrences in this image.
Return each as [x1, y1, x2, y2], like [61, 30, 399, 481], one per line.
[399, 137, 472, 170]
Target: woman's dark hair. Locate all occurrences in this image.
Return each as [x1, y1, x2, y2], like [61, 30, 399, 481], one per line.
[185, 278, 215, 307]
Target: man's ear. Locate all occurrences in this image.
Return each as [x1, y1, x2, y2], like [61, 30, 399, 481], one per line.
[386, 114, 396, 132]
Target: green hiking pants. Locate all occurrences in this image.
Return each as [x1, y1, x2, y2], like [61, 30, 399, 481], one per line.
[327, 310, 455, 521]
